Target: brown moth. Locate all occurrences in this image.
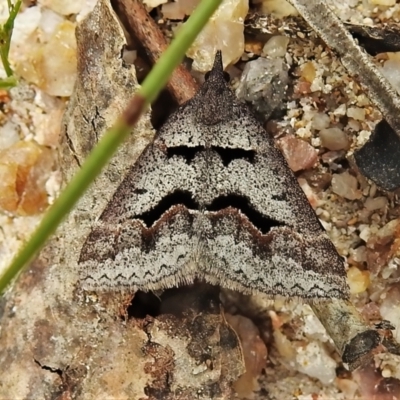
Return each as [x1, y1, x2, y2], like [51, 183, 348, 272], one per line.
[79, 51, 349, 300]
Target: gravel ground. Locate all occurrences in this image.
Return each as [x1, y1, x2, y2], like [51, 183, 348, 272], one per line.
[1, 0, 400, 398]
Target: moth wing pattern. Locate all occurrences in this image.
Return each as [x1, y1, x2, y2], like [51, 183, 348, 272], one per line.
[79, 51, 349, 299]
[79, 143, 202, 290]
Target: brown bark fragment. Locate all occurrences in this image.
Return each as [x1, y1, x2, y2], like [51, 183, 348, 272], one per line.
[114, 0, 198, 104]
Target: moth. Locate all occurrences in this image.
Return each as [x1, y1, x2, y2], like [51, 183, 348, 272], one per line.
[79, 51, 349, 300]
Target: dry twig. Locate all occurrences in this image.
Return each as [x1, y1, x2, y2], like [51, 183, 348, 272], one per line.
[114, 0, 198, 104]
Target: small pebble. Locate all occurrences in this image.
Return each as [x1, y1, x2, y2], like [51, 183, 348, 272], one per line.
[0, 121, 20, 150]
[298, 178, 319, 208]
[236, 57, 289, 120]
[347, 118, 361, 132]
[41, 0, 82, 15]
[350, 245, 367, 264]
[301, 61, 316, 83]
[32, 108, 64, 147]
[144, 0, 168, 7]
[40, 21, 77, 96]
[277, 136, 318, 172]
[319, 127, 350, 151]
[12, 6, 41, 46]
[365, 196, 388, 211]
[321, 150, 346, 165]
[16, 20, 77, 96]
[375, 219, 399, 241]
[161, 3, 185, 19]
[336, 379, 359, 400]
[262, 35, 289, 58]
[357, 130, 372, 146]
[347, 266, 370, 294]
[381, 369, 392, 378]
[359, 225, 371, 242]
[302, 171, 332, 191]
[331, 172, 361, 200]
[381, 58, 400, 94]
[187, 0, 248, 71]
[369, 0, 396, 5]
[260, 0, 297, 18]
[39, 8, 65, 39]
[295, 341, 337, 385]
[347, 106, 366, 121]
[333, 104, 346, 116]
[311, 113, 330, 130]
[0, 141, 54, 215]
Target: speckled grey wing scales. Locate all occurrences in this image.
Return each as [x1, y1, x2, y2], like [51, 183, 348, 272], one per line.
[79, 51, 349, 299]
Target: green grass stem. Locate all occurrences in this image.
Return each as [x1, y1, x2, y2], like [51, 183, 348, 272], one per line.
[0, 0, 21, 81]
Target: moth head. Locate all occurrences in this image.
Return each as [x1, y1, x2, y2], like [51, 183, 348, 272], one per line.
[192, 51, 237, 125]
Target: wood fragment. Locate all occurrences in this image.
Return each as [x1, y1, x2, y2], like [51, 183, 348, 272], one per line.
[114, 0, 198, 104]
[311, 300, 390, 371]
